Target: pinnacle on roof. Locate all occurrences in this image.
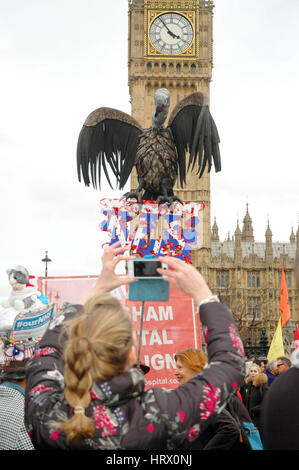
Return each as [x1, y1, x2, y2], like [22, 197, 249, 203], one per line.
[243, 203, 252, 223]
[242, 203, 254, 242]
[211, 216, 219, 241]
[265, 220, 272, 237]
[235, 219, 241, 235]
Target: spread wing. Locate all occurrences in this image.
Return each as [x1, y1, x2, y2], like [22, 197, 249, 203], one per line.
[77, 107, 143, 190]
[167, 92, 221, 186]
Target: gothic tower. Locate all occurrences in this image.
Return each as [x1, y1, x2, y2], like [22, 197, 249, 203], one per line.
[128, 0, 215, 263]
[242, 203, 254, 242]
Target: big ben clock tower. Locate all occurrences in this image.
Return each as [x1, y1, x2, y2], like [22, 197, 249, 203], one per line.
[128, 0, 215, 267]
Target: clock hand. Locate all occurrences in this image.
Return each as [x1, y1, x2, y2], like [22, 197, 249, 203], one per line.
[176, 35, 188, 43]
[160, 19, 179, 39]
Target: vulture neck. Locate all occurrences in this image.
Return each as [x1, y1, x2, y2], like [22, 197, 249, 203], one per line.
[151, 108, 168, 130]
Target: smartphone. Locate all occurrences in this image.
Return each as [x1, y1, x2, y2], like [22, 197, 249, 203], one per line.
[127, 259, 168, 279]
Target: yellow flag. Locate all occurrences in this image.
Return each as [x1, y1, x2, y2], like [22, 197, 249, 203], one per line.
[267, 317, 284, 361]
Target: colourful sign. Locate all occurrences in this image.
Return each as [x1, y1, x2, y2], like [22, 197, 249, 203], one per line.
[12, 305, 54, 339]
[99, 199, 205, 262]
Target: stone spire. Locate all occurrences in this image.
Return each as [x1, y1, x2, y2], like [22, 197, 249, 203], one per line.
[241, 203, 254, 242]
[297, 222, 299, 250]
[265, 220, 272, 238]
[290, 227, 295, 244]
[265, 220, 273, 266]
[235, 220, 241, 237]
[211, 217, 219, 241]
[234, 220, 242, 265]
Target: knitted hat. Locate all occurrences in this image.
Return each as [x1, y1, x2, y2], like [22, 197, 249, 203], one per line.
[0, 358, 30, 380]
[0, 335, 42, 380]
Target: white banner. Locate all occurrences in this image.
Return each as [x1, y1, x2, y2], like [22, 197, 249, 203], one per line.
[11, 305, 55, 341]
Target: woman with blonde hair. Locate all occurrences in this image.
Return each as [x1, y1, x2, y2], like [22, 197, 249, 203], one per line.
[25, 241, 245, 450]
[240, 362, 268, 438]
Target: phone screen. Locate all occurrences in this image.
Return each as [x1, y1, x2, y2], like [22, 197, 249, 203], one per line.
[133, 260, 162, 277]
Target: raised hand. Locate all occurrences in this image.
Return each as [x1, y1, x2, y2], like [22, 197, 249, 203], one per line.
[157, 256, 213, 306]
[80, 241, 136, 304]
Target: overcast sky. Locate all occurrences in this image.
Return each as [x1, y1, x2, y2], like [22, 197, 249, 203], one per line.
[0, 0, 298, 296]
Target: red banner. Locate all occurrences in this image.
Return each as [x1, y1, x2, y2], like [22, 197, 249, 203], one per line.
[37, 276, 100, 314]
[37, 276, 201, 390]
[126, 283, 201, 389]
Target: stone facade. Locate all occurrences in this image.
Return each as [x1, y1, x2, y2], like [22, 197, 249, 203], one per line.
[208, 204, 298, 341]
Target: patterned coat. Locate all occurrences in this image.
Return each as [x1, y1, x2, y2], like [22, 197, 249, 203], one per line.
[0, 382, 34, 450]
[24, 301, 245, 450]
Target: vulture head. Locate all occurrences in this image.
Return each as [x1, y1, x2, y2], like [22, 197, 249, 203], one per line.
[151, 88, 170, 130]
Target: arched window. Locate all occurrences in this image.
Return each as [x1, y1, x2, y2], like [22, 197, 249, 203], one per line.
[247, 272, 260, 288]
[176, 63, 181, 72]
[216, 271, 229, 288]
[190, 63, 196, 73]
[247, 297, 261, 319]
[147, 63, 152, 72]
[161, 63, 166, 72]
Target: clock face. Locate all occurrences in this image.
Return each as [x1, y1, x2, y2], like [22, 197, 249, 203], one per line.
[149, 12, 194, 55]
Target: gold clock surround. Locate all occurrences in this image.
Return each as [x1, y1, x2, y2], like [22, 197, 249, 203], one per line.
[145, 7, 198, 59]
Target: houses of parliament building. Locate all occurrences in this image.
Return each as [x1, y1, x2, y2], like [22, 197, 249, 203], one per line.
[127, 0, 298, 342]
[208, 205, 298, 342]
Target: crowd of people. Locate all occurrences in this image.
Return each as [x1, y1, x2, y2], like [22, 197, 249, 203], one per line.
[0, 242, 298, 451]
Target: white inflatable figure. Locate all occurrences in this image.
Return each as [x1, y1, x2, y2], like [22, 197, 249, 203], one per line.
[0, 266, 44, 333]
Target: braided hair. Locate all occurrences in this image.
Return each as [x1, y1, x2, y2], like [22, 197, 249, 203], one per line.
[57, 294, 133, 443]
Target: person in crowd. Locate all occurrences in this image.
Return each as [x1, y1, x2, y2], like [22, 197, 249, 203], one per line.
[264, 360, 277, 385]
[276, 356, 291, 374]
[0, 360, 34, 449]
[252, 358, 261, 368]
[226, 389, 257, 451]
[240, 363, 268, 438]
[258, 357, 268, 373]
[24, 241, 245, 450]
[262, 251, 299, 450]
[244, 359, 253, 379]
[174, 348, 208, 385]
[174, 348, 240, 450]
